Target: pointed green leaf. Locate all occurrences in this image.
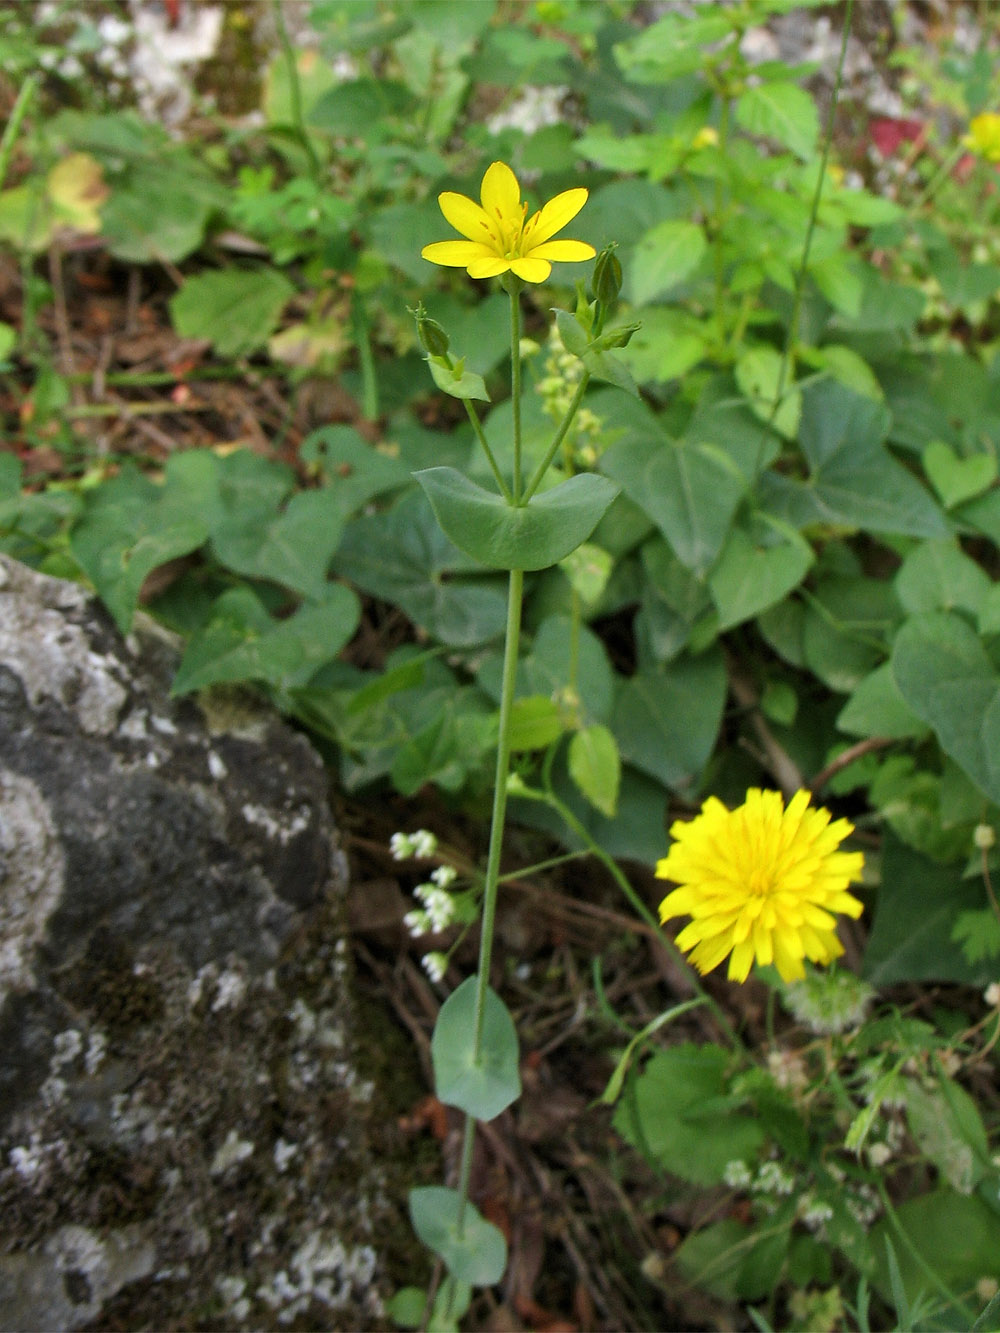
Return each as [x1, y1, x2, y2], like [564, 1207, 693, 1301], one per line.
[629, 219, 706, 305]
[211, 486, 346, 600]
[709, 522, 813, 631]
[924, 441, 997, 509]
[602, 432, 745, 576]
[432, 976, 520, 1121]
[427, 355, 490, 402]
[613, 650, 727, 792]
[892, 611, 1000, 803]
[169, 267, 294, 357]
[568, 724, 620, 817]
[172, 585, 361, 694]
[735, 81, 818, 160]
[414, 468, 619, 571]
[409, 1186, 507, 1286]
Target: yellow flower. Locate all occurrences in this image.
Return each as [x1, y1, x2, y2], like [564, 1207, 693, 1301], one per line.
[963, 112, 1000, 163]
[421, 160, 596, 284]
[656, 789, 864, 984]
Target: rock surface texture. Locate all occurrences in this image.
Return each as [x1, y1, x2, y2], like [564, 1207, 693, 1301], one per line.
[0, 554, 385, 1330]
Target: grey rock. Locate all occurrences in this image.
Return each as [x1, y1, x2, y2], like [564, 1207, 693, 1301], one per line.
[0, 555, 386, 1330]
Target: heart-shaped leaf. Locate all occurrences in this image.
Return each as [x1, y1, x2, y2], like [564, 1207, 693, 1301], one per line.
[923, 440, 997, 509]
[409, 1187, 507, 1286]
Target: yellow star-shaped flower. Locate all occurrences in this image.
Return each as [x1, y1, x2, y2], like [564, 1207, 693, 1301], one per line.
[656, 789, 865, 984]
[421, 160, 596, 284]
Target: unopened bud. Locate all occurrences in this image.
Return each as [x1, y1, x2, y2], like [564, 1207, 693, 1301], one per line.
[592, 244, 622, 305]
[594, 320, 641, 350]
[975, 823, 996, 851]
[413, 304, 450, 357]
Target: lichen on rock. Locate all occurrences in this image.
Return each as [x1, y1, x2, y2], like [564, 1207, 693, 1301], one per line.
[0, 555, 387, 1330]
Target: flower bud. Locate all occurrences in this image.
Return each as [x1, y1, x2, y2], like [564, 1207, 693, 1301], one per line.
[413, 304, 450, 357]
[592, 244, 622, 305]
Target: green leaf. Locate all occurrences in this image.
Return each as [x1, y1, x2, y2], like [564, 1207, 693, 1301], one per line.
[862, 833, 996, 986]
[308, 77, 416, 133]
[614, 650, 727, 793]
[674, 1220, 747, 1302]
[735, 81, 818, 160]
[735, 347, 801, 440]
[837, 663, 929, 740]
[414, 468, 620, 571]
[614, 1044, 765, 1186]
[211, 486, 346, 601]
[628, 219, 706, 305]
[299, 425, 411, 511]
[169, 267, 295, 357]
[905, 1078, 989, 1194]
[617, 305, 708, 383]
[602, 430, 745, 576]
[172, 585, 360, 694]
[762, 381, 947, 538]
[923, 440, 998, 509]
[332, 492, 507, 648]
[708, 520, 814, 631]
[895, 539, 991, 617]
[892, 611, 1000, 803]
[508, 696, 565, 752]
[427, 355, 491, 402]
[559, 542, 613, 606]
[568, 724, 621, 817]
[408, 1186, 507, 1287]
[869, 1189, 1000, 1323]
[390, 704, 495, 796]
[69, 464, 210, 634]
[432, 976, 521, 1121]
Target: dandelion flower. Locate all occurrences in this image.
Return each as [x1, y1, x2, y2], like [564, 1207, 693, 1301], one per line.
[963, 112, 1000, 163]
[421, 160, 595, 284]
[656, 789, 864, 984]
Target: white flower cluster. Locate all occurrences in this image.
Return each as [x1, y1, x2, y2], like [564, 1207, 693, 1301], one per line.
[753, 1160, 797, 1197]
[782, 969, 875, 1035]
[390, 829, 438, 860]
[796, 1194, 835, 1232]
[404, 881, 456, 938]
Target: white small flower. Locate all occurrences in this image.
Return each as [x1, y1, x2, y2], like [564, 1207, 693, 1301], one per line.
[411, 829, 438, 858]
[867, 1141, 892, 1167]
[389, 832, 413, 860]
[421, 952, 447, 984]
[984, 982, 1000, 1008]
[754, 1161, 796, 1196]
[403, 910, 430, 938]
[723, 1160, 753, 1189]
[431, 864, 458, 889]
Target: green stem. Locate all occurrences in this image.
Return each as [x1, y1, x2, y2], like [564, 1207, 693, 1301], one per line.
[763, 0, 853, 465]
[508, 284, 523, 503]
[522, 372, 590, 503]
[272, 0, 321, 180]
[351, 296, 379, 422]
[0, 74, 38, 193]
[913, 142, 965, 211]
[464, 399, 512, 503]
[712, 93, 731, 347]
[521, 776, 743, 1052]
[473, 568, 525, 1044]
[454, 565, 524, 1238]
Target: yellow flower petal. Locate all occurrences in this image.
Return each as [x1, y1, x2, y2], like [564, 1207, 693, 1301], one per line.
[421, 161, 594, 282]
[524, 187, 589, 247]
[421, 240, 495, 267]
[480, 160, 521, 227]
[438, 191, 496, 244]
[528, 239, 597, 262]
[655, 788, 864, 985]
[468, 255, 512, 279]
[510, 256, 551, 283]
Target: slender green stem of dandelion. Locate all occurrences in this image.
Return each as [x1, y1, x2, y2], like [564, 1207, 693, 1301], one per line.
[523, 372, 590, 503]
[762, 0, 854, 470]
[272, 0, 321, 180]
[509, 287, 524, 503]
[712, 93, 732, 347]
[0, 74, 37, 193]
[464, 399, 511, 503]
[522, 775, 742, 1051]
